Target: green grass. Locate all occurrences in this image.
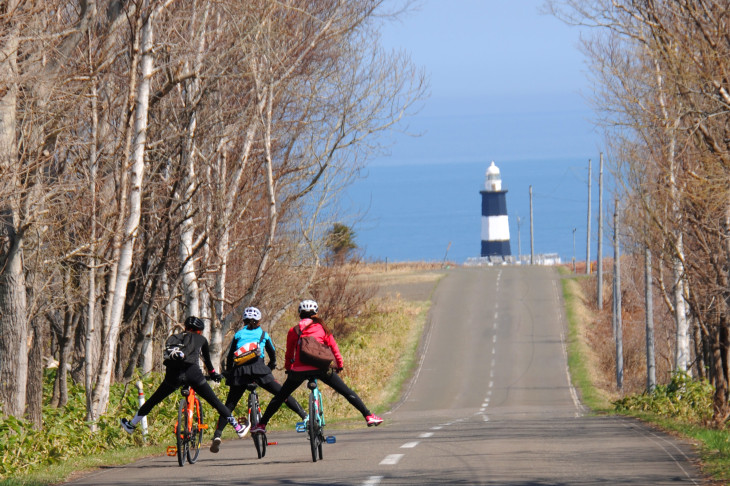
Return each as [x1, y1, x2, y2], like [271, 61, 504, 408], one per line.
[561, 272, 730, 485]
[561, 276, 613, 413]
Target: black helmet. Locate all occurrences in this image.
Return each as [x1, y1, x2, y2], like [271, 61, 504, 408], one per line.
[184, 316, 205, 331]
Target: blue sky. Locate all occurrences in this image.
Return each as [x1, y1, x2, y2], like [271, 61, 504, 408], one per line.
[342, 1, 607, 263]
[372, 0, 601, 165]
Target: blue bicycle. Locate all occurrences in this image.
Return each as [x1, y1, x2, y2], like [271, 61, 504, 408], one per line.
[296, 378, 335, 462]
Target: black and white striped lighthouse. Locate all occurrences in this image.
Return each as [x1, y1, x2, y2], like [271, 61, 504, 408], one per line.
[480, 161, 511, 257]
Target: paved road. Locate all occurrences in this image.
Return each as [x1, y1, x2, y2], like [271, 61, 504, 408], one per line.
[69, 266, 706, 485]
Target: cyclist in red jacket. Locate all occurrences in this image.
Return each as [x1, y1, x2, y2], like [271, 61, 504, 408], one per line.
[250, 300, 383, 434]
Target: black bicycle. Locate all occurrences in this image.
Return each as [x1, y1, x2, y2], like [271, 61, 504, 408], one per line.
[245, 382, 267, 459]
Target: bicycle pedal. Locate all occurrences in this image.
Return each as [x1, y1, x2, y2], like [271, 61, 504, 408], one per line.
[199, 424, 208, 430]
[166, 446, 177, 456]
[295, 422, 306, 433]
[325, 436, 336, 444]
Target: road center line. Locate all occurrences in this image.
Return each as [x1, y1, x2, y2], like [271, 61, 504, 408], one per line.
[380, 454, 404, 465]
[419, 432, 434, 438]
[401, 441, 419, 448]
[363, 476, 383, 486]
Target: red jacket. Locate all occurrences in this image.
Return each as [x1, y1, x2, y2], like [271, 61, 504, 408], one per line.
[285, 318, 344, 371]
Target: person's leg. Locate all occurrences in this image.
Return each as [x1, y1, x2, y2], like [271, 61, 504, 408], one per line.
[214, 385, 246, 437]
[121, 371, 179, 432]
[210, 382, 248, 452]
[258, 372, 307, 426]
[259, 373, 307, 419]
[320, 371, 371, 417]
[186, 367, 244, 435]
[136, 380, 178, 418]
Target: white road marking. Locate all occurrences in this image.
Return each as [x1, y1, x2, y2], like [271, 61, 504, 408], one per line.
[380, 454, 404, 465]
[431, 426, 442, 430]
[419, 432, 434, 438]
[401, 441, 420, 448]
[363, 476, 383, 486]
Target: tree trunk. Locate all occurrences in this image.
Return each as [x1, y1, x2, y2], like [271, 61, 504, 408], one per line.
[25, 319, 44, 429]
[0, 12, 30, 418]
[90, 0, 158, 422]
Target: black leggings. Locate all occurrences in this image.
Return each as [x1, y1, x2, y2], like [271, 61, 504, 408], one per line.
[137, 365, 232, 421]
[214, 375, 307, 434]
[260, 370, 371, 425]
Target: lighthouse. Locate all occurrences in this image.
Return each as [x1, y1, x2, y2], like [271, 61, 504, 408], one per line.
[480, 161, 511, 257]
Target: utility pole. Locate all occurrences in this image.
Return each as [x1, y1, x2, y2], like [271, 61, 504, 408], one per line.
[572, 227, 577, 273]
[645, 210, 656, 393]
[517, 216, 522, 262]
[586, 159, 592, 274]
[597, 153, 604, 309]
[613, 198, 623, 390]
[529, 185, 534, 265]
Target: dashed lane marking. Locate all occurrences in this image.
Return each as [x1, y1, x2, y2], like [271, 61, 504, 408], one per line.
[401, 441, 420, 449]
[380, 454, 404, 465]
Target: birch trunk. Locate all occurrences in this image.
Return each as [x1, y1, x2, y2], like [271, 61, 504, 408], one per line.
[89, 0, 158, 421]
[0, 7, 30, 418]
[209, 123, 258, 366]
[653, 55, 691, 374]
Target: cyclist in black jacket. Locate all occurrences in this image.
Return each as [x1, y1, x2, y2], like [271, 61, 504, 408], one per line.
[121, 316, 247, 438]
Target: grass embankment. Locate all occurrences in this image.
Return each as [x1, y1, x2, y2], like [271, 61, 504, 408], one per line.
[0, 288, 431, 486]
[561, 272, 730, 484]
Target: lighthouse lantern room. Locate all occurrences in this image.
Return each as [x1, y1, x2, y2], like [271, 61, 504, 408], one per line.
[480, 161, 511, 257]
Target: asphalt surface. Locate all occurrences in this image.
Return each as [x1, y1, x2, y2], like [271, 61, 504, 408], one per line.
[68, 266, 706, 485]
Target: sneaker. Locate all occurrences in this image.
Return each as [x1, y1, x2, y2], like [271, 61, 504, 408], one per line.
[210, 437, 222, 453]
[365, 414, 383, 427]
[120, 418, 136, 434]
[250, 423, 266, 435]
[238, 418, 250, 437]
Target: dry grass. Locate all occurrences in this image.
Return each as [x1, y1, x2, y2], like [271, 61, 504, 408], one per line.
[261, 293, 430, 429]
[575, 257, 676, 400]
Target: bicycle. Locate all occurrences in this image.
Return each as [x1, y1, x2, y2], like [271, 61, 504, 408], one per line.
[244, 382, 267, 459]
[296, 377, 335, 462]
[167, 384, 207, 467]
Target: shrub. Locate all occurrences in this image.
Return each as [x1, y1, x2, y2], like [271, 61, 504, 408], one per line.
[613, 372, 714, 424]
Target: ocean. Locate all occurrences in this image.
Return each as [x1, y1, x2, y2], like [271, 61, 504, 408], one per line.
[342, 157, 614, 265]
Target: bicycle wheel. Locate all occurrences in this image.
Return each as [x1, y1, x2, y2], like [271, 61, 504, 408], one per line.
[308, 390, 321, 462]
[187, 397, 203, 464]
[248, 392, 266, 459]
[316, 391, 324, 460]
[176, 398, 188, 467]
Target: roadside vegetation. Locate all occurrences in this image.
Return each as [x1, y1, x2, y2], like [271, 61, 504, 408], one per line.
[561, 269, 730, 484]
[0, 267, 433, 485]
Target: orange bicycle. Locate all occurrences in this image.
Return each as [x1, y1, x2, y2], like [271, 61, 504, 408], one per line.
[167, 384, 207, 466]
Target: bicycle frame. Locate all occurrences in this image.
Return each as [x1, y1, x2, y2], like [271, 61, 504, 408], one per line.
[297, 378, 335, 462]
[246, 383, 266, 459]
[167, 385, 207, 466]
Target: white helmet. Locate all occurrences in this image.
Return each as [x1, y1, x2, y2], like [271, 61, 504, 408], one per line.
[298, 300, 318, 315]
[243, 306, 262, 321]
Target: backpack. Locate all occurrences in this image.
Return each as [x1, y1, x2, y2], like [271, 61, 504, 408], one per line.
[163, 332, 197, 365]
[294, 323, 336, 369]
[233, 328, 266, 366]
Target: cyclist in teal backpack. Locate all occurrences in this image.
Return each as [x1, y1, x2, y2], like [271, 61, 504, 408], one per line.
[209, 307, 307, 453]
[121, 316, 248, 438]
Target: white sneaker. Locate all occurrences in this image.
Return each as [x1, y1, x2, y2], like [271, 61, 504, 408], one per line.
[234, 422, 250, 438]
[210, 437, 222, 453]
[120, 418, 136, 434]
